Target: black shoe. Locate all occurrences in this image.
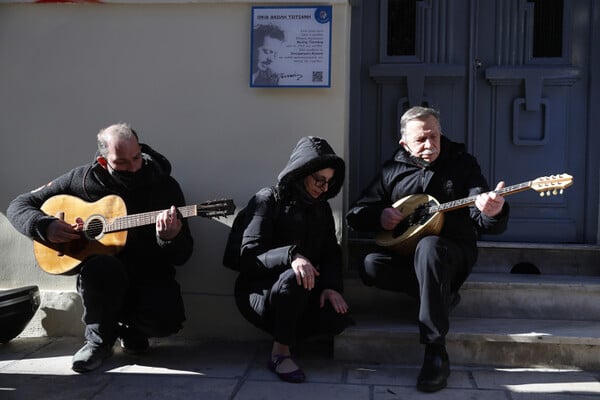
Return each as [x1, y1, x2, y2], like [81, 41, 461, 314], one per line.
[416, 345, 450, 393]
[449, 292, 461, 312]
[72, 342, 113, 373]
[119, 325, 149, 355]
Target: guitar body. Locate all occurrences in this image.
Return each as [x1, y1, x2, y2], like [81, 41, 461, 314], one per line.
[34, 195, 128, 275]
[375, 194, 445, 254]
[32, 194, 235, 275]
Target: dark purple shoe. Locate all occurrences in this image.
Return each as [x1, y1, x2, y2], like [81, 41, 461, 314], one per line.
[268, 354, 306, 383]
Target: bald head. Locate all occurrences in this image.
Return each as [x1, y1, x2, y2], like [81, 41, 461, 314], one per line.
[96, 123, 142, 173]
[97, 123, 139, 158]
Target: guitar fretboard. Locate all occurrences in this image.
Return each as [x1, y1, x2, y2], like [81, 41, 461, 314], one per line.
[105, 205, 199, 233]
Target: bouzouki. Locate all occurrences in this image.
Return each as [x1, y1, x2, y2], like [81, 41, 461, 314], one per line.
[34, 194, 235, 275]
[375, 174, 573, 254]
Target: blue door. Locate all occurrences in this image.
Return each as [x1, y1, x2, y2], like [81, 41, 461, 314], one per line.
[348, 0, 599, 244]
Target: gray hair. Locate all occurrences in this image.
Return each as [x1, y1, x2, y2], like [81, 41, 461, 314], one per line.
[399, 106, 441, 139]
[97, 123, 139, 158]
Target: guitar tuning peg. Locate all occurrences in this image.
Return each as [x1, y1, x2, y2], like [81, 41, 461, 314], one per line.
[560, 189, 564, 194]
[553, 189, 558, 195]
[539, 192, 545, 197]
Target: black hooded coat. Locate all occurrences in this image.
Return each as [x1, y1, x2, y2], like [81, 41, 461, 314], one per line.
[233, 136, 349, 342]
[7, 143, 193, 275]
[236, 136, 345, 291]
[347, 136, 509, 265]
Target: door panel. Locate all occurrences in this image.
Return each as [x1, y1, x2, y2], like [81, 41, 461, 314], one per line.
[472, 0, 587, 242]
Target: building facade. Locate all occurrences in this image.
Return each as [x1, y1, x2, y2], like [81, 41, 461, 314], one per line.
[0, 0, 597, 340]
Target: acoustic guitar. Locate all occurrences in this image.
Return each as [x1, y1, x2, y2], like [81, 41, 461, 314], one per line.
[375, 174, 573, 254]
[34, 194, 235, 275]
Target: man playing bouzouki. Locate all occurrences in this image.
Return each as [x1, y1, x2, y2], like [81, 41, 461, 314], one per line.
[346, 107, 509, 393]
[7, 123, 194, 373]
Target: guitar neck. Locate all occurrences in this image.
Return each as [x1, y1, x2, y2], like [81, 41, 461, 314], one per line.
[429, 181, 533, 214]
[104, 205, 198, 233]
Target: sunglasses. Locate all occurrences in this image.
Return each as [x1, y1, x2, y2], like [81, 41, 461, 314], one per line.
[311, 173, 335, 189]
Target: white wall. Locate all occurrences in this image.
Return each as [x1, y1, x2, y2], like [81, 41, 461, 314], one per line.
[0, 1, 351, 340]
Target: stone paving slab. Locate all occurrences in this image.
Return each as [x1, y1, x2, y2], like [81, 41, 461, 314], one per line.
[1, 337, 600, 400]
[346, 364, 472, 389]
[237, 381, 369, 400]
[372, 386, 508, 400]
[95, 375, 238, 400]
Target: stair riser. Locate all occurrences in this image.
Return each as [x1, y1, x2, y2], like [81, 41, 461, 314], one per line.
[455, 284, 600, 320]
[348, 240, 600, 275]
[344, 281, 600, 321]
[335, 333, 600, 369]
[475, 247, 600, 275]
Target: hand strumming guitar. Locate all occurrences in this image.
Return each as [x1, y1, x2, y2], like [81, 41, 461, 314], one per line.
[46, 217, 84, 243]
[380, 207, 404, 231]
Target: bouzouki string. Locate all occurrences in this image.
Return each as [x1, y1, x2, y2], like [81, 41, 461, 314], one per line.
[427, 181, 534, 214]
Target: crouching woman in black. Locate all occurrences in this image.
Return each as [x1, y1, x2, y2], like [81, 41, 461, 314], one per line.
[234, 136, 352, 383]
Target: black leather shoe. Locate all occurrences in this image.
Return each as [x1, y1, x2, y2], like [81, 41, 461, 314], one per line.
[119, 325, 149, 355]
[449, 292, 461, 313]
[416, 346, 450, 392]
[72, 342, 114, 373]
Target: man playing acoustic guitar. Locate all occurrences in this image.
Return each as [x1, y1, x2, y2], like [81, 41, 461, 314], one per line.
[7, 123, 194, 372]
[346, 107, 509, 393]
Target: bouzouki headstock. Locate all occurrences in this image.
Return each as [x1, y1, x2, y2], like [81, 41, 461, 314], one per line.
[530, 174, 573, 197]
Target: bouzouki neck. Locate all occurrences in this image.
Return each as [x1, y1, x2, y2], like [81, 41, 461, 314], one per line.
[427, 175, 573, 214]
[429, 181, 532, 214]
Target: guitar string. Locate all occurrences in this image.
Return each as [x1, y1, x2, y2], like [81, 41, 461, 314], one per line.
[97, 202, 231, 234]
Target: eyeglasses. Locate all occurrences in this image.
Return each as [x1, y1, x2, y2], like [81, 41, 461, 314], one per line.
[311, 173, 335, 189]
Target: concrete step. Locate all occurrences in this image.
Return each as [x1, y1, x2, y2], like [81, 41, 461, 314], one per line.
[346, 239, 600, 276]
[345, 273, 600, 321]
[457, 273, 600, 320]
[334, 315, 600, 369]
[340, 241, 600, 369]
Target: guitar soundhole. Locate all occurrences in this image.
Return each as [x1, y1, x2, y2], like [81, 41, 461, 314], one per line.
[413, 201, 436, 225]
[84, 216, 105, 241]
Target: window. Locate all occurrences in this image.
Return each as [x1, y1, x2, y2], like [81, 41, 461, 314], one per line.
[528, 0, 563, 58]
[387, 0, 418, 56]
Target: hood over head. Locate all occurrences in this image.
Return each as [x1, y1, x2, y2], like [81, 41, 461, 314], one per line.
[277, 136, 345, 200]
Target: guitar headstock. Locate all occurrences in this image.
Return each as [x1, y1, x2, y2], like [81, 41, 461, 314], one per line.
[530, 174, 573, 197]
[197, 199, 236, 218]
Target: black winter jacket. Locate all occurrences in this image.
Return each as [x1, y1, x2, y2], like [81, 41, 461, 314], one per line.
[347, 136, 509, 255]
[237, 137, 345, 293]
[7, 144, 193, 278]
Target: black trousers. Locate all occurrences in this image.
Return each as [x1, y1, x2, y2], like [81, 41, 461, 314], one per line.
[361, 236, 474, 345]
[77, 255, 185, 346]
[235, 269, 350, 347]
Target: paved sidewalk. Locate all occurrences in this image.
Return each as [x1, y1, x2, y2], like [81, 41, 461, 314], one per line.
[1, 336, 600, 399]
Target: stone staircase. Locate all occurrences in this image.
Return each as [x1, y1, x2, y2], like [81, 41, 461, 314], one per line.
[334, 241, 600, 369]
